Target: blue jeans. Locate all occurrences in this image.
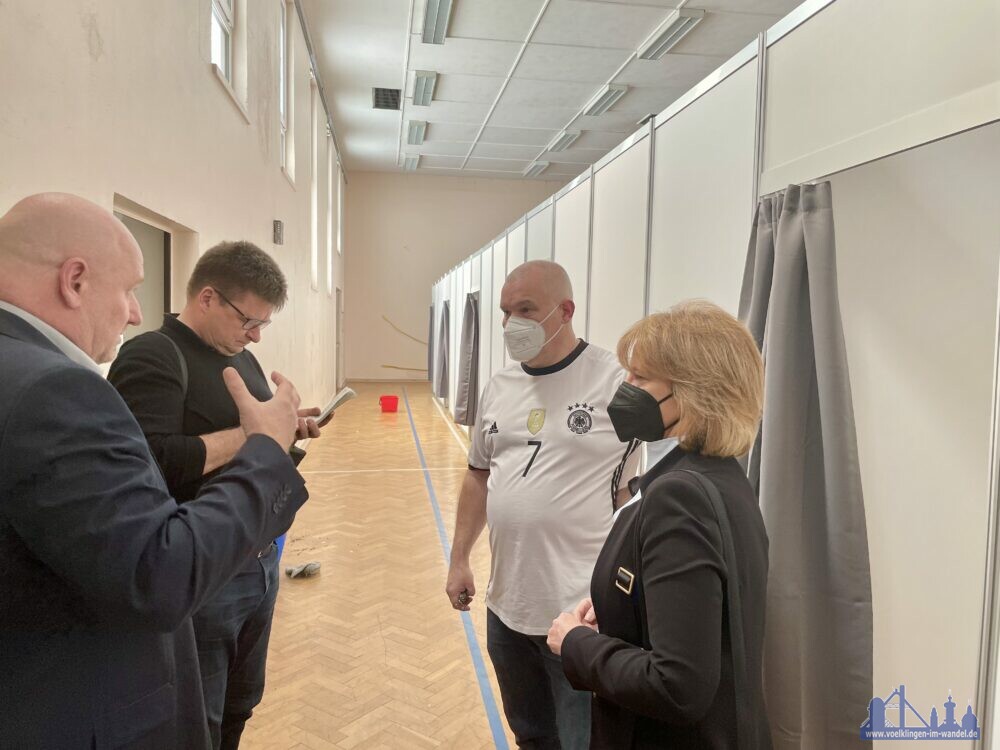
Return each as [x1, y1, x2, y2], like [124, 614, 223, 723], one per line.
[487, 608, 591, 750]
[192, 544, 279, 750]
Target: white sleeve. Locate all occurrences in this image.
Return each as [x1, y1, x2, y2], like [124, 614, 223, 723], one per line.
[467, 381, 492, 470]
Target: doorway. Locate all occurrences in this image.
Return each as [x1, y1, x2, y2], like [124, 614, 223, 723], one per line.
[115, 212, 170, 339]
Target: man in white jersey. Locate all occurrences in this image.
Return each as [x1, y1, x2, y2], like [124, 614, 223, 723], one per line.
[446, 260, 637, 750]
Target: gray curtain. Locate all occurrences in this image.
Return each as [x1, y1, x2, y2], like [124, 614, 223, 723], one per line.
[427, 304, 435, 384]
[454, 292, 480, 425]
[738, 182, 873, 748]
[435, 301, 450, 399]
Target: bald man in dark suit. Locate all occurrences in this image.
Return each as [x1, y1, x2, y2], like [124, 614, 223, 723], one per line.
[0, 193, 309, 749]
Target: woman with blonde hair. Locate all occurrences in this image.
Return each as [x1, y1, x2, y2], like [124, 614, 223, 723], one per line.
[547, 300, 772, 749]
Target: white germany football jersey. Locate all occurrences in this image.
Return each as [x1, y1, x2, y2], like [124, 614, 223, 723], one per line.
[468, 340, 637, 635]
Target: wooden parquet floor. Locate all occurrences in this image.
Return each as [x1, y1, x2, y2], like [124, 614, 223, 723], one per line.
[240, 381, 516, 750]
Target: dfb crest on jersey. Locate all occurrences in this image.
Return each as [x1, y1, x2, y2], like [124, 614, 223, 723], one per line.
[527, 409, 546, 435]
[567, 402, 596, 434]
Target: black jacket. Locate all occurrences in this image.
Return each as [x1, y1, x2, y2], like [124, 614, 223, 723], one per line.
[0, 309, 307, 749]
[561, 446, 772, 749]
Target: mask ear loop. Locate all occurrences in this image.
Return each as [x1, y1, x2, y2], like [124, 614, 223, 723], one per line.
[611, 438, 641, 512]
[658, 392, 680, 439]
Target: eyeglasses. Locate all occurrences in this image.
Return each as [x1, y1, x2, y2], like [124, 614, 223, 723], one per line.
[211, 288, 272, 331]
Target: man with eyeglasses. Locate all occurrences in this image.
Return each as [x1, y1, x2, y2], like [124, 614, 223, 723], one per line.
[109, 240, 327, 750]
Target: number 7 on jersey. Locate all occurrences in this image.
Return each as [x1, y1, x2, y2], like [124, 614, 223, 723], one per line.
[523, 440, 542, 477]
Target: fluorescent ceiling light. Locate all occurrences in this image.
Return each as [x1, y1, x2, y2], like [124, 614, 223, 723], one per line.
[637, 8, 706, 60]
[523, 161, 549, 178]
[582, 84, 628, 117]
[407, 120, 427, 145]
[422, 0, 453, 45]
[547, 130, 580, 152]
[413, 70, 438, 106]
[404, 155, 420, 171]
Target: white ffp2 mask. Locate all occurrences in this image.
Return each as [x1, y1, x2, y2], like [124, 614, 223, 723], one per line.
[503, 305, 563, 362]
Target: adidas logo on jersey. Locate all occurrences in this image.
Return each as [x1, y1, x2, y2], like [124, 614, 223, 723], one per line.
[488, 422, 499, 435]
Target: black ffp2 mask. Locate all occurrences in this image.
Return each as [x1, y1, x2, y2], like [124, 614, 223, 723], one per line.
[607, 382, 678, 443]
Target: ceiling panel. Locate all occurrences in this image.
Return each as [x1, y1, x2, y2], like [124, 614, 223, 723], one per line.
[573, 129, 635, 150]
[615, 53, 724, 87]
[515, 44, 629, 83]
[537, 148, 608, 164]
[420, 154, 467, 169]
[408, 141, 474, 157]
[696, 0, 804, 13]
[446, 0, 543, 42]
[489, 104, 579, 130]
[499, 77, 600, 109]
[533, 0, 670, 50]
[467, 157, 533, 173]
[480, 126, 561, 147]
[430, 73, 505, 104]
[610, 85, 692, 115]
[565, 0, 681, 7]
[472, 142, 547, 160]
[573, 111, 641, 133]
[408, 36, 521, 77]
[402, 99, 491, 124]
[304, 0, 807, 176]
[669, 11, 783, 57]
[545, 162, 589, 177]
[425, 122, 482, 142]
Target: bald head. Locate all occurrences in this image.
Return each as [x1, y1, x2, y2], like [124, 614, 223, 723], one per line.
[0, 193, 144, 363]
[504, 260, 573, 305]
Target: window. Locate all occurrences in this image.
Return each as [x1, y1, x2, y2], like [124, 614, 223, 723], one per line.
[327, 133, 335, 295]
[310, 78, 319, 290]
[278, 1, 288, 169]
[211, 0, 233, 81]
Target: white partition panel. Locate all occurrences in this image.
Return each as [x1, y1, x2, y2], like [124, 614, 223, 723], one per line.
[553, 177, 593, 339]
[648, 62, 757, 315]
[470, 254, 481, 293]
[478, 246, 494, 398]
[762, 0, 1000, 193]
[830, 123, 1000, 727]
[526, 204, 554, 261]
[432, 281, 442, 391]
[491, 237, 508, 376]
[507, 222, 527, 273]
[448, 268, 460, 409]
[588, 136, 651, 352]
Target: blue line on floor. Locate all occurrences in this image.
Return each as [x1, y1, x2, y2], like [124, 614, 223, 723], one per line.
[402, 386, 509, 750]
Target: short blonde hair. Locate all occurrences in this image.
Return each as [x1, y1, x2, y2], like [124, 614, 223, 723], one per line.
[617, 300, 763, 457]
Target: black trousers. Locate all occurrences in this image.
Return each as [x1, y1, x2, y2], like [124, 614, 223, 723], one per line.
[192, 545, 279, 750]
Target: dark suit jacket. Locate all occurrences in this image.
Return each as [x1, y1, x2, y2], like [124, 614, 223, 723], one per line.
[0, 309, 307, 749]
[562, 447, 771, 749]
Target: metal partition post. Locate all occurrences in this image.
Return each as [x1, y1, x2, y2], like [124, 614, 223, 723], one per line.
[643, 118, 656, 316]
[752, 32, 767, 218]
[585, 166, 596, 341]
[977, 265, 1000, 745]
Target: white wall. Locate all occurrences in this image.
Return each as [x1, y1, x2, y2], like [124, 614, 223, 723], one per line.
[525, 204, 554, 262]
[0, 0, 343, 409]
[831, 123, 1000, 741]
[552, 177, 593, 339]
[344, 172, 560, 381]
[762, 0, 1000, 193]
[647, 61, 757, 315]
[588, 136, 651, 352]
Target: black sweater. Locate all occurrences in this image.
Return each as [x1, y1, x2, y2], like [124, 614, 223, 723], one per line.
[109, 314, 273, 503]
